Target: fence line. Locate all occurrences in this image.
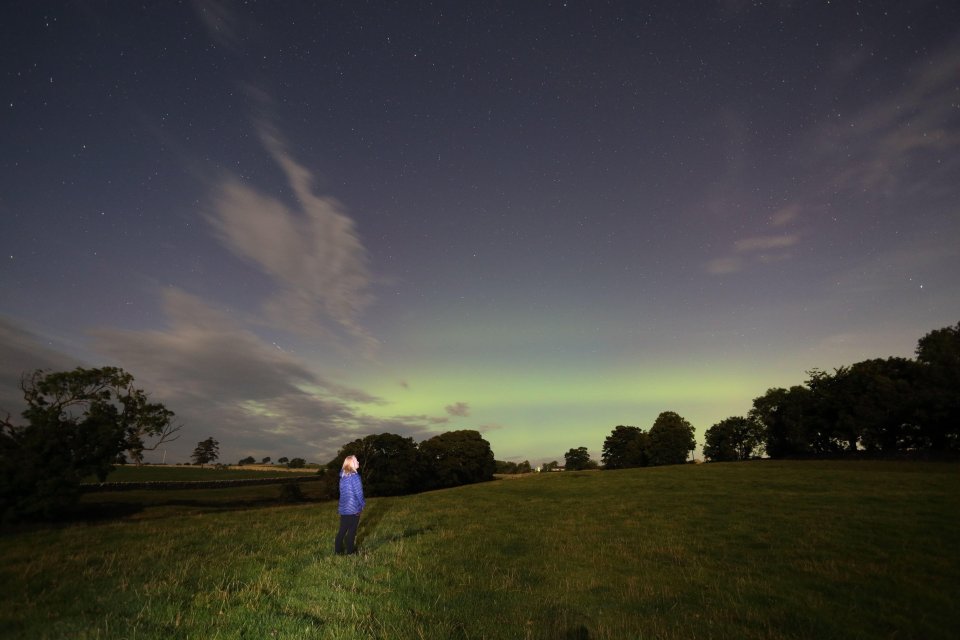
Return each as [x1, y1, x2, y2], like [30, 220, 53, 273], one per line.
[80, 475, 325, 493]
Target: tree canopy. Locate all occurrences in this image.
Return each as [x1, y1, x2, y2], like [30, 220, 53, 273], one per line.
[329, 432, 421, 496]
[495, 459, 533, 474]
[648, 411, 696, 466]
[191, 437, 219, 467]
[703, 416, 764, 462]
[914, 322, 960, 451]
[326, 429, 495, 497]
[745, 322, 960, 458]
[601, 425, 649, 469]
[419, 430, 496, 490]
[564, 446, 596, 470]
[1, 367, 180, 521]
[749, 385, 813, 458]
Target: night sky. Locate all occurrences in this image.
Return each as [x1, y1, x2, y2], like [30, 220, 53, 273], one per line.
[2, 1, 958, 465]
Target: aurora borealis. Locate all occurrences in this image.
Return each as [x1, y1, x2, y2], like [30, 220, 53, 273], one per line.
[2, 1, 958, 464]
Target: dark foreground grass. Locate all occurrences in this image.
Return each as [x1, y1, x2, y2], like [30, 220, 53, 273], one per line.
[1, 460, 957, 639]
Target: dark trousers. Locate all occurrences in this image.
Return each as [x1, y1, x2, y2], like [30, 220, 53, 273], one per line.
[335, 514, 360, 554]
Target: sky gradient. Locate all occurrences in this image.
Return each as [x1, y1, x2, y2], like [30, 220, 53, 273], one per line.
[2, 1, 958, 465]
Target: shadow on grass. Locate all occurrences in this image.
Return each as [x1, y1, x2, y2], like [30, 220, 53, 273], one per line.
[534, 605, 595, 640]
[356, 499, 390, 550]
[0, 501, 146, 535]
[0, 490, 337, 531]
[72, 501, 146, 521]
[384, 525, 436, 543]
[352, 499, 439, 552]
[143, 495, 327, 511]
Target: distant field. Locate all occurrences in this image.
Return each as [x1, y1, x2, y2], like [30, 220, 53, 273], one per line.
[2, 460, 958, 639]
[88, 464, 319, 483]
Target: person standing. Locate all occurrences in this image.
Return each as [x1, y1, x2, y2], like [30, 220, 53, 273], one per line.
[335, 455, 365, 555]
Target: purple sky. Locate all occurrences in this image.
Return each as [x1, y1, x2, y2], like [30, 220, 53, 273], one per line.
[2, 1, 958, 465]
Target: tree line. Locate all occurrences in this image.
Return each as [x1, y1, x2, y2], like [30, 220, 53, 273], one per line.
[508, 322, 959, 469]
[234, 455, 306, 467]
[320, 430, 496, 498]
[703, 322, 960, 461]
[190, 429, 499, 502]
[2, 321, 954, 520]
[528, 412, 699, 474]
[191, 443, 307, 469]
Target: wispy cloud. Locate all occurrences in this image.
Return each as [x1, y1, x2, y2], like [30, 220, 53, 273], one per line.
[206, 129, 377, 353]
[193, 0, 377, 353]
[24, 0, 414, 461]
[705, 256, 743, 275]
[733, 234, 800, 253]
[706, 36, 959, 278]
[769, 204, 800, 227]
[707, 228, 801, 275]
[80, 289, 439, 461]
[817, 39, 960, 194]
[94, 289, 324, 401]
[191, 0, 249, 52]
[445, 402, 471, 417]
[0, 317, 83, 417]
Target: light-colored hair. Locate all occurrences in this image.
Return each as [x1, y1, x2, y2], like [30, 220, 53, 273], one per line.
[341, 455, 359, 474]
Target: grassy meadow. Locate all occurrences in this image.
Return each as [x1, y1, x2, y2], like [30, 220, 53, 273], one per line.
[86, 465, 319, 483]
[1, 460, 958, 639]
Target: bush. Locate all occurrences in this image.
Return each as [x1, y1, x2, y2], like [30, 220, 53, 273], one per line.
[278, 482, 305, 502]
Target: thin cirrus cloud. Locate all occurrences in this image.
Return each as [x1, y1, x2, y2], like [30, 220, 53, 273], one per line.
[817, 40, 960, 194]
[191, 0, 249, 51]
[707, 232, 800, 275]
[445, 402, 471, 417]
[90, 287, 367, 456]
[707, 39, 959, 279]
[733, 234, 800, 253]
[704, 256, 744, 276]
[89, 289, 447, 459]
[191, 0, 376, 350]
[92, 288, 355, 406]
[769, 204, 800, 227]
[0, 291, 372, 457]
[205, 129, 377, 353]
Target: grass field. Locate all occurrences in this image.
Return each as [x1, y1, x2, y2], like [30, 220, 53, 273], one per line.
[87, 465, 319, 483]
[2, 460, 957, 639]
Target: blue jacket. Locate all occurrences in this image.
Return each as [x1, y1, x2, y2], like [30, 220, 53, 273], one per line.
[338, 471, 365, 515]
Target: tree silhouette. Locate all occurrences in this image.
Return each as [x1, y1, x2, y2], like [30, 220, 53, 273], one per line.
[191, 437, 219, 467]
[1, 367, 179, 521]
